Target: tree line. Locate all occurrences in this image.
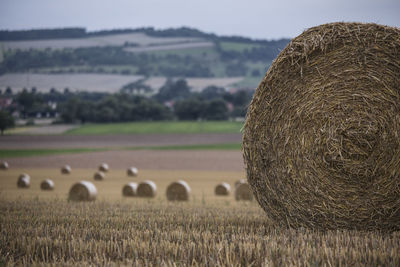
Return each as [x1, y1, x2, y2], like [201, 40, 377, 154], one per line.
[0, 79, 253, 126]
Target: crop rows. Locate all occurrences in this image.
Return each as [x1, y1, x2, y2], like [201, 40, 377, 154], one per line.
[1, 199, 399, 266]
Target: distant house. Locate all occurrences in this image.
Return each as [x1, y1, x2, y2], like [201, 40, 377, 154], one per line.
[0, 97, 13, 108]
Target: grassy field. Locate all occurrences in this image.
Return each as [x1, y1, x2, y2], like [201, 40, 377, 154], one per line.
[0, 143, 241, 158]
[0, 168, 399, 266]
[66, 121, 244, 135]
[220, 41, 262, 52]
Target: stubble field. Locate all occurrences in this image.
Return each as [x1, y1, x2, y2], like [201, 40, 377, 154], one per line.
[1, 165, 399, 266]
[0, 126, 399, 266]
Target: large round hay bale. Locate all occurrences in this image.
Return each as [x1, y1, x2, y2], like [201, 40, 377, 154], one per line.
[215, 182, 231, 196]
[69, 181, 97, 201]
[234, 182, 253, 201]
[98, 163, 109, 172]
[242, 22, 400, 231]
[93, 171, 105, 181]
[17, 173, 30, 188]
[127, 167, 138, 177]
[122, 182, 138, 197]
[137, 180, 157, 198]
[0, 161, 9, 170]
[166, 180, 191, 201]
[61, 165, 71, 174]
[40, 179, 55, 190]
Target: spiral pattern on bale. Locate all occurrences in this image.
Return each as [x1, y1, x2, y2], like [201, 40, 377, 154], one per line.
[242, 22, 400, 231]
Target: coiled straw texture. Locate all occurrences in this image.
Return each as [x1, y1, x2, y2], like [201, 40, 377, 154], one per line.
[243, 22, 400, 231]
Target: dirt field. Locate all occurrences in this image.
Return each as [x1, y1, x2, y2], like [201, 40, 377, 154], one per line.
[0, 73, 243, 93]
[0, 73, 143, 93]
[4, 150, 244, 171]
[1, 33, 203, 50]
[0, 133, 242, 149]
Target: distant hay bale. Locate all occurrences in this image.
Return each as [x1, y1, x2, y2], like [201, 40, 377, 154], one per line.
[234, 179, 246, 187]
[127, 167, 138, 177]
[137, 180, 157, 198]
[215, 182, 231, 196]
[0, 161, 9, 170]
[93, 171, 105, 181]
[166, 180, 191, 201]
[234, 182, 253, 201]
[40, 179, 54, 190]
[242, 22, 400, 231]
[69, 181, 97, 201]
[122, 182, 138, 197]
[61, 165, 71, 174]
[17, 173, 30, 188]
[98, 163, 109, 172]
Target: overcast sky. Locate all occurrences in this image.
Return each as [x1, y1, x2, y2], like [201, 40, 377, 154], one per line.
[0, 0, 399, 40]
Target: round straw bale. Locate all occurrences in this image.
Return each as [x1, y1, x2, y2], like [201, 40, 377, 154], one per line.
[242, 22, 400, 231]
[93, 171, 105, 181]
[61, 165, 71, 174]
[69, 181, 97, 201]
[0, 161, 9, 170]
[166, 180, 191, 201]
[127, 167, 138, 177]
[137, 180, 157, 198]
[17, 173, 30, 188]
[40, 179, 55, 190]
[234, 182, 253, 201]
[215, 182, 231, 196]
[234, 179, 246, 187]
[122, 182, 138, 197]
[98, 163, 109, 172]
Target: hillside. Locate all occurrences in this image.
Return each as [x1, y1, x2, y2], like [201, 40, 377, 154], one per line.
[0, 27, 289, 92]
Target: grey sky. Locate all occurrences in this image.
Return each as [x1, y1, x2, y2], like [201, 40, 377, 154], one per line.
[0, 0, 399, 40]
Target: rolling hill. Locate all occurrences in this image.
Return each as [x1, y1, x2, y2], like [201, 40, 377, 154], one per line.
[0, 27, 290, 93]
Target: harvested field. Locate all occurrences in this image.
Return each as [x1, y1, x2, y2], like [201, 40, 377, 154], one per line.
[0, 73, 143, 93]
[0, 168, 399, 266]
[0, 133, 242, 149]
[4, 150, 244, 172]
[0, 168, 245, 202]
[0, 33, 204, 50]
[124, 41, 214, 53]
[0, 73, 243, 93]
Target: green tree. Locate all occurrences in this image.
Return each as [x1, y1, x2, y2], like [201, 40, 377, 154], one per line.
[0, 110, 15, 135]
[199, 86, 226, 100]
[154, 79, 191, 102]
[174, 98, 206, 120]
[203, 99, 228, 120]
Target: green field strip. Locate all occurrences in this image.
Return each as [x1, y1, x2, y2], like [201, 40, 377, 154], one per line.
[130, 143, 241, 151]
[65, 121, 244, 135]
[0, 143, 241, 158]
